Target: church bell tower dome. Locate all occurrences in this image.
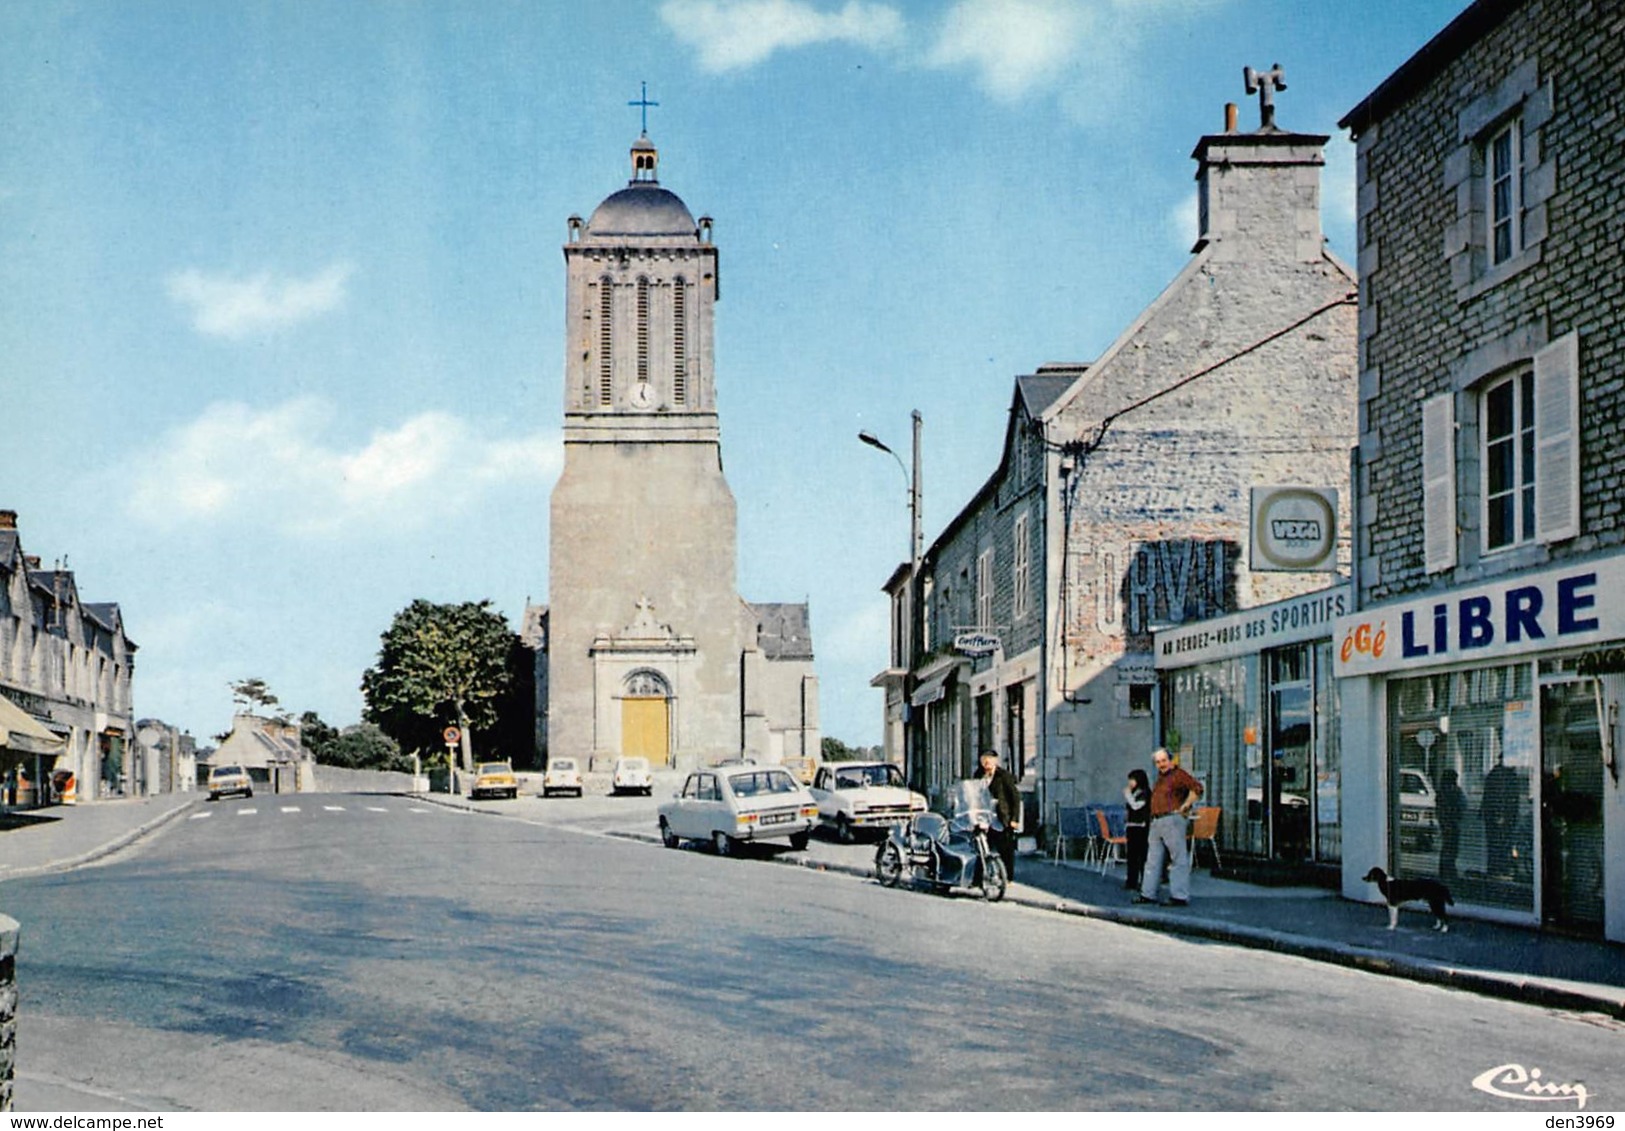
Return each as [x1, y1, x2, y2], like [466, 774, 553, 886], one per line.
[582, 134, 698, 241]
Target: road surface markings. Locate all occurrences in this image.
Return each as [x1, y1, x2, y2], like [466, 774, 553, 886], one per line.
[366, 806, 389, 813]
[237, 808, 258, 816]
[281, 806, 301, 813]
[408, 807, 430, 813]
[323, 805, 346, 812]
[189, 812, 212, 820]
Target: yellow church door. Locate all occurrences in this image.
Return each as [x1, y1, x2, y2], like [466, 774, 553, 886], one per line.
[622, 697, 670, 766]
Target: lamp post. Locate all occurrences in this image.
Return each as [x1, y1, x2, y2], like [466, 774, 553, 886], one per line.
[860, 411, 922, 781]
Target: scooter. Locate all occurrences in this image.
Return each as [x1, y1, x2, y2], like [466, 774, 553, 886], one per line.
[874, 779, 1008, 902]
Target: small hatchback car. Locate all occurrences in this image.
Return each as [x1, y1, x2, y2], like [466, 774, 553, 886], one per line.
[470, 761, 519, 800]
[612, 756, 653, 796]
[542, 756, 583, 797]
[658, 763, 818, 855]
[207, 764, 254, 801]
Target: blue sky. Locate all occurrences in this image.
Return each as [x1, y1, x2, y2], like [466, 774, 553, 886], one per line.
[1, 0, 1467, 749]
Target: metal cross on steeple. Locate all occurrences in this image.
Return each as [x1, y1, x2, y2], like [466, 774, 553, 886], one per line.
[1243, 64, 1287, 130]
[628, 81, 659, 136]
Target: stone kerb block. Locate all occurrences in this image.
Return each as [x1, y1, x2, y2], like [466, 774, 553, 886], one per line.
[1, 913, 17, 1111]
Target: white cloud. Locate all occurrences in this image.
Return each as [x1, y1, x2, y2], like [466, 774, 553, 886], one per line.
[928, 0, 1088, 101]
[167, 263, 353, 339]
[1169, 188, 1198, 252]
[127, 397, 561, 537]
[659, 0, 905, 72]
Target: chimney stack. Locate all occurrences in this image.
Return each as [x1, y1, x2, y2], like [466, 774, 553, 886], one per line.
[1225, 102, 1238, 132]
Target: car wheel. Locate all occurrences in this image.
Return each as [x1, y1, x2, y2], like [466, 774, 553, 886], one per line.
[982, 856, 1009, 903]
[245, 789, 253, 799]
[713, 830, 736, 856]
[789, 829, 810, 851]
[835, 814, 855, 845]
[660, 819, 680, 849]
[875, 841, 904, 887]
[208, 792, 219, 802]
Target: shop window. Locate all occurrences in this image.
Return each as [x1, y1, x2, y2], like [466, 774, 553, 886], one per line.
[1128, 683, 1153, 716]
[1388, 662, 1535, 916]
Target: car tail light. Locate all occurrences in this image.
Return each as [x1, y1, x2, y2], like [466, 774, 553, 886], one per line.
[737, 813, 758, 825]
[800, 806, 818, 818]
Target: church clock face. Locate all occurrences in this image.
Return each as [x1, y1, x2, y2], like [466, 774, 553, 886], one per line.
[628, 381, 657, 410]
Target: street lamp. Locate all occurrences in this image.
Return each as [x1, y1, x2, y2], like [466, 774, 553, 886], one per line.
[860, 412, 922, 785]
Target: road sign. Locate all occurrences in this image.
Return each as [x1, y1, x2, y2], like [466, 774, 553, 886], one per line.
[443, 726, 461, 746]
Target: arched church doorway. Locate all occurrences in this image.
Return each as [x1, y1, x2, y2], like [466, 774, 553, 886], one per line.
[622, 669, 671, 765]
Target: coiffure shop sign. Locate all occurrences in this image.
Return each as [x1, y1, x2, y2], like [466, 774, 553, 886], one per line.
[1333, 556, 1624, 678]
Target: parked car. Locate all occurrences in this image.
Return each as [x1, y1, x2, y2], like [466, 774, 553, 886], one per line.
[470, 761, 519, 800]
[612, 756, 653, 796]
[542, 756, 583, 798]
[807, 760, 926, 843]
[207, 764, 253, 801]
[1398, 767, 1438, 850]
[658, 763, 818, 855]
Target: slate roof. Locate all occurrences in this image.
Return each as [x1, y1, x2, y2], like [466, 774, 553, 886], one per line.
[748, 602, 814, 661]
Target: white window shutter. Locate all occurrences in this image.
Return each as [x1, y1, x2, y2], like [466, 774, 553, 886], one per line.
[1421, 392, 1457, 573]
[1534, 331, 1581, 544]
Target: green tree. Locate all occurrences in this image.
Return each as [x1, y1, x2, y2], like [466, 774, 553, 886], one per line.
[361, 599, 515, 771]
[229, 678, 286, 720]
[821, 736, 865, 762]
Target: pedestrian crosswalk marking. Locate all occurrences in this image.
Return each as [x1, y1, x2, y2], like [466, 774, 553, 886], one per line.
[189, 812, 212, 820]
[281, 806, 301, 813]
[237, 808, 257, 816]
[408, 807, 429, 813]
[365, 807, 389, 813]
[323, 805, 346, 811]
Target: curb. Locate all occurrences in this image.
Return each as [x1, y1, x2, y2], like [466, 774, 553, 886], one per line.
[0, 799, 200, 884]
[609, 827, 1625, 1021]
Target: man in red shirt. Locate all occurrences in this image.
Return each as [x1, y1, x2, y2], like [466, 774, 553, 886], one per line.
[1133, 747, 1203, 906]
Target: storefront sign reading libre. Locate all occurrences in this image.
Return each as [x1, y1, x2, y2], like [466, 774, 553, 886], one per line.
[1334, 557, 1623, 677]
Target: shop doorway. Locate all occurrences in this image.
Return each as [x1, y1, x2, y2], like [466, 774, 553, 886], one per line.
[1539, 680, 1605, 932]
[1261, 643, 1313, 858]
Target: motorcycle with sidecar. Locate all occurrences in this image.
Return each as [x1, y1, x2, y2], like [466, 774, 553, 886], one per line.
[873, 779, 1008, 902]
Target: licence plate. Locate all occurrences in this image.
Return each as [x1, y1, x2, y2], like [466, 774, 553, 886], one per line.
[760, 812, 795, 826]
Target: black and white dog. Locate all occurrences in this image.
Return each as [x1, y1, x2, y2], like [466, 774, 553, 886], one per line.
[1363, 866, 1454, 932]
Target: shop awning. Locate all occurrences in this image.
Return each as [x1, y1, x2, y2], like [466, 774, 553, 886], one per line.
[910, 669, 953, 708]
[0, 692, 67, 757]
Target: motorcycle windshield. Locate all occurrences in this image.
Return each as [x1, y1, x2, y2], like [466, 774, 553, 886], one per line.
[945, 779, 1000, 832]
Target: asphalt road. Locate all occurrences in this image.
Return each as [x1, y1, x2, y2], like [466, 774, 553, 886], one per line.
[4, 791, 1620, 1111]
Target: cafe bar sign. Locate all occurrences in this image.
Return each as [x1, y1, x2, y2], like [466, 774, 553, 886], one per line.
[1333, 554, 1625, 678]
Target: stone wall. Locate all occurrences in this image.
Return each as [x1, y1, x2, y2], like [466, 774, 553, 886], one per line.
[1353, 0, 1625, 602]
[1, 913, 17, 1111]
[309, 764, 419, 794]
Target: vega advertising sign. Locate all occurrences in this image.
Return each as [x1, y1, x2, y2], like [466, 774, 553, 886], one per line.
[1250, 486, 1339, 572]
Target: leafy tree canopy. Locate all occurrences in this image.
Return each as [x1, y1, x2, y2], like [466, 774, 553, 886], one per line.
[361, 599, 515, 767]
[230, 678, 286, 719]
[821, 736, 877, 762]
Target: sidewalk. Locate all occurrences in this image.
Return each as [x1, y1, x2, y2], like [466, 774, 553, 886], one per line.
[5, 789, 1622, 1021]
[0, 793, 198, 883]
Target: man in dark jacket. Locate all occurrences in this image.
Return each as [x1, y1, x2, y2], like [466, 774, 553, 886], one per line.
[977, 749, 1022, 882]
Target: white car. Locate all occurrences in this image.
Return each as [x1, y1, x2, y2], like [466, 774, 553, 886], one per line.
[542, 756, 583, 797]
[1398, 767, 1438, 848]
[206, 764, 253, 801]
[808, 761, 927, 843]
[612, 756, 653, 796]
[658, 764, 818, 855]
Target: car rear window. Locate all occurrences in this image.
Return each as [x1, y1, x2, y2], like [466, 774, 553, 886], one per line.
[728, 770, 799, 797]
[478, 763, 508, 774]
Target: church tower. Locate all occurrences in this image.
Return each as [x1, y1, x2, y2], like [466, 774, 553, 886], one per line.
[547, 131, 742, 769]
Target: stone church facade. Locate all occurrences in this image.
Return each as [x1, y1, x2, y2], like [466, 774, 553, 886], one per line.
[540, 135, 818, 772]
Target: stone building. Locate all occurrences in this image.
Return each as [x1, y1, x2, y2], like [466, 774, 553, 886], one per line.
[542, 132, 818, 771]
[1333, 0, 1625, 941]
[0, 509, 136, 804]
[895, 79, 1358, 843]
